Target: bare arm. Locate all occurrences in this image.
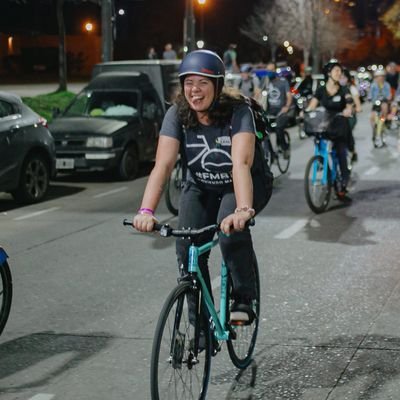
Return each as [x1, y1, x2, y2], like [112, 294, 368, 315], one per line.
[220, 132, 255, 234]
[134, 135, 180, 231]
[306, 97, 319, 111]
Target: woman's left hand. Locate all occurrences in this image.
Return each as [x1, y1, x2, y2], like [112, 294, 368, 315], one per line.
[220, 211, 252, 235]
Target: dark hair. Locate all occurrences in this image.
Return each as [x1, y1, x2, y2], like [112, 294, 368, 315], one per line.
[174, 86, 246, 129]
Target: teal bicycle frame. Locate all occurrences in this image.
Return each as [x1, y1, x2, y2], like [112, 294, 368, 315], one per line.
[188, 237, 231, 341]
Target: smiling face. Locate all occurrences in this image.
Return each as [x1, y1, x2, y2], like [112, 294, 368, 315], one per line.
[329, 65, 342, 82]
[183, 75, 215, 113]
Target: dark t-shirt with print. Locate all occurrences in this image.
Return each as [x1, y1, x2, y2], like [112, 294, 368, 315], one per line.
[267, 77, 290, 114]
[160, 103, 256, 189]
[315, 85, 351, 113]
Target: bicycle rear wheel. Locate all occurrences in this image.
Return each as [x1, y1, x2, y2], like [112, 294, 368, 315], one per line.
[304, 155, 331, 214]
[227, 252, 260, 369]
[0, 260, 12, 335]
[150, 282, 211, 400]
[165, 159, 183, 216]
[277, 131, 291, 174]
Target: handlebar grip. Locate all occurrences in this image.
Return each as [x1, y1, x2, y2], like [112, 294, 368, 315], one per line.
[123, 219, 165, 233]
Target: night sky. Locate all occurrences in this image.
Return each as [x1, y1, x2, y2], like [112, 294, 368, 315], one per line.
[0, 0, 396, 63]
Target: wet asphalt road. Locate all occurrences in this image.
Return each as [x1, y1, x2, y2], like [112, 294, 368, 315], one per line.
[0, 93, 400, 399]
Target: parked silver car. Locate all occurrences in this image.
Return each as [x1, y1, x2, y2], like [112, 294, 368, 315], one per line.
[0, 91, 56, 203]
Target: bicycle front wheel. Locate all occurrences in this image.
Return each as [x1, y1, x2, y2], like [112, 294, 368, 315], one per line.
[150, 282, 211, 400]
[227, 252, 260, 369]
[277, 131, 291, 174]
[304, 155, 331, 214]
[165, 159, 183, 216]
[0, 260, 12, 335]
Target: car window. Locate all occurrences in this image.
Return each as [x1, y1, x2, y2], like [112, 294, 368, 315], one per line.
[142, 92, 161, 120]
[0, 100, 16, 118]
[64, 91, 139, 118]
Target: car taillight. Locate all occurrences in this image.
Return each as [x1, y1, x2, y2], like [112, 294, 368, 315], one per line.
[291, 88, 299, 95]
[38, 117, 48, 128]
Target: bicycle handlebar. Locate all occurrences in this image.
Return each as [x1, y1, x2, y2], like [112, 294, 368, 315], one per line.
[123, 218, 255, 238]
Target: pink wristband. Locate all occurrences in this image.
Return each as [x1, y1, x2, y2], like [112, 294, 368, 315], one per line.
[138, 207, 154, 216]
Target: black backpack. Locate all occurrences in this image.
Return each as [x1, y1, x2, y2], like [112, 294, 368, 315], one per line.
[240, 96, 274, 211]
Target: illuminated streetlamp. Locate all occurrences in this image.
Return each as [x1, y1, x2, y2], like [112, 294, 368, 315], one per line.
[283, 40, 290, 48]
[262, 35, 268, 42]
[84, 21, 94, 33]
[197, 0, 206, 43]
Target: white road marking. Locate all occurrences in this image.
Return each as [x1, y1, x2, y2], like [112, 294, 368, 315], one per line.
[28, 394, 55, 400]
[363, 166, 380, 176]
[14, 207, 60, 221]
[274, 219, 308, 240]
[93, 187, 128, 198]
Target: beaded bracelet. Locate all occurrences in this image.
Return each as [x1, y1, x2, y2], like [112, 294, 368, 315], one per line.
[138, 207, 154, 216]
[234, 206, 255, 217]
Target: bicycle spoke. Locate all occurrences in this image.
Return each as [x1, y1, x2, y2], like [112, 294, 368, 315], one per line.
[152, 284, 210, 399]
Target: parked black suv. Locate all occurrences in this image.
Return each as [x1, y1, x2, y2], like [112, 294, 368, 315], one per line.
[0, 91, 56, 203]
[50, 71, 167, 180]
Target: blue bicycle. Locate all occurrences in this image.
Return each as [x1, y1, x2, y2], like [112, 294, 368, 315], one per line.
[0, 247, 12, 335]
[304, 134, 350, 213]
[124, 220, 260, 400]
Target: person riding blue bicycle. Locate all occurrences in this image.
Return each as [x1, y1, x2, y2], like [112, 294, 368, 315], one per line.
[264, 62, 293, 159]
[305, 59, 354, 201]
[133, 50, 270, 323]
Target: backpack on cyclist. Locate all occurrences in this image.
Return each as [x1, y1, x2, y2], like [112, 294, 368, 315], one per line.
[240, 95, 274, 211]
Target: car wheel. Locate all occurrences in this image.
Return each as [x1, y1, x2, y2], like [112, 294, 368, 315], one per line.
[118, 144, 139, 180]
[12, 154, 50, 203]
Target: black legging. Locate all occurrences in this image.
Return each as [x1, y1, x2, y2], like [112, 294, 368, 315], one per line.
[330, 115, 353, 189]
[176, 179, 265, 304]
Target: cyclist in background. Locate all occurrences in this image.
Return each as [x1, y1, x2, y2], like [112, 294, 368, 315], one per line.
[133, 50, 269, 323]
[298, 66, 314, 97]
[237, 64, 261, 101]
[305, 59, 354, 201]
[369, 69, 391, 128]
[385, 61, 399, 100]
[264, 62, 292, 159]
[341, 68, 361, 162]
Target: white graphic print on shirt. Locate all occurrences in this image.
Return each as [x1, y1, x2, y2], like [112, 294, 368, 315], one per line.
[186, 134, 233, 186]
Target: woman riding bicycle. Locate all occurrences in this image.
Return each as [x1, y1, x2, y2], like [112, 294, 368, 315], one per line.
[133, 50, 269, 323]
[305, 59, 354, 201]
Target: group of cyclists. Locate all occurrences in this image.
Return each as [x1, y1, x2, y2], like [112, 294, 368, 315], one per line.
[132, 50, 399, 325]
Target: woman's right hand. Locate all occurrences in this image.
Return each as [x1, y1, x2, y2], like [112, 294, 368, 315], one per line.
[133, 213, 157, 232]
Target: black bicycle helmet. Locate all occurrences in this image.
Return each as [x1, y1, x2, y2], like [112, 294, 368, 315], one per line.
[179, 49, 225, 83]
[323, 58, 342, 79]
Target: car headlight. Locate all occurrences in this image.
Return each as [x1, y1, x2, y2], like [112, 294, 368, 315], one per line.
[86, 137, 113, 148]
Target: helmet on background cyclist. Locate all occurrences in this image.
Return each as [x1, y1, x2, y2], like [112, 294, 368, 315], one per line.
[374, 68, 386, 78]
[240, 64, 253, 74]
[323, 59, 343, 80]
[178, 50, 225, 97]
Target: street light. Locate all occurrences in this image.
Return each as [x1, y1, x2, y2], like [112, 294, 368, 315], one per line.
[84, 21, 94, 33]
[197, 0, 206, 43]
[184, 0, 196, 53]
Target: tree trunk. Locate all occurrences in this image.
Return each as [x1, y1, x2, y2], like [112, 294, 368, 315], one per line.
[56, 0, 67, 92]
[303, 48, 310, 69]
[270, 43, 277, 63]
[311, 7, 320, 73]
